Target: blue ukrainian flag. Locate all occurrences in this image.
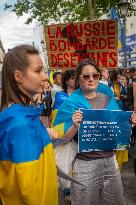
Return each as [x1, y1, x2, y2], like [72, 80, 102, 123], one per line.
[0, 104, 58, 205]
[111, 6, 125, 49]
[51, 91, 68, 138]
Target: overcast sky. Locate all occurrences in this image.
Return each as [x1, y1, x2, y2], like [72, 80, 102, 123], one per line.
[0, 0, 35, 52]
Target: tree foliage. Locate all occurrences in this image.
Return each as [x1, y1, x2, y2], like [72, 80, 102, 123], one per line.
[5, 0, 136, 24]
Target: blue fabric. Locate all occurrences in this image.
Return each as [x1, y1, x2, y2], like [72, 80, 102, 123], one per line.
[117, 100, 123, 110]
[54, 83, 119, 133]
[53, 91, 68, 110]
[97, 82, 114, 97]
[0, 104, 51, 163]
[53, 83, 114, 112]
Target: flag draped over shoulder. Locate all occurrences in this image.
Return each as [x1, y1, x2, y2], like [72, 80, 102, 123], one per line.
[53, 83, 118, 133]
[50, 91, 68, 138]
[53, 91, 68, 111]
[52, 83, 115, 136]
[0, 104, 58, 205]
[111, 6, 125, 49]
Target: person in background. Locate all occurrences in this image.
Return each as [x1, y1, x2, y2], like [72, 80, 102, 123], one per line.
[52, 71, 62, 91]
[127, 77, 136, 176]
[0, 45, 58, 205]
[132, 68, 136, 81]
[120, 74, 129, 111]
[53, 59, 136, 205]
[110, 70, 123, 110]
[100, 68, 111, 86]
[35, 79, 52, 127]
[109, 71, 130, 167]
[51, 69, 76, 205]
[43, 78, 52, 90]
[51, 69, 76, 129]
[117, 71, 122, 83]
[62, 69, 76, 95]
[51, 71, 62, 107]
[120, 74, 128, 88]
[129, 68, 136, 83]
[99, 68, 114, 94]
[123, 68, 136, 111]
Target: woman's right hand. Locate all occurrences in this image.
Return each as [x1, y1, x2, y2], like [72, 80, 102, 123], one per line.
[72, 110, 83, 129]
[63, 110, 83, 139]
[47, 127, 58, 140]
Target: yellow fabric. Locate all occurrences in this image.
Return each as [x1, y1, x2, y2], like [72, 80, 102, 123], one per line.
[53, 123, 65, 139]
[49, 71, 54, 84]
[113, 81, 121, 98]
[116, 150, 128, 170]
[0, 144, 58, 205]
[51, 109, 65, 138]
[51, 109, 58, 127]
[118, 40, 122, 49]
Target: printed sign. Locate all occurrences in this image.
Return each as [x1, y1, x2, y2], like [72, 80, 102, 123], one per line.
[45, 20, 118, 70]
[78, 109, 132, 152]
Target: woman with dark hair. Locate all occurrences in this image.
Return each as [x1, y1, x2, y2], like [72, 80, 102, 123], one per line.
[51, 69, 76, 204]
[51, 69, 76, 125]
[0, 45, 58, 205]
[34, 79, 52, 127]
[61, 69, 76, 94]
[53, 59, 136, 205]
[119, 74, 129, 111]
[110, 70, 123, 109]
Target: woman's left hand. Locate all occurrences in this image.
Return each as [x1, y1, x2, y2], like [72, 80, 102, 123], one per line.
[47, 128, 58, 139]
[130, 113, 136, 125]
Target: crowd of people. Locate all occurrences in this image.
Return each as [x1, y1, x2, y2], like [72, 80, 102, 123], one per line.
[0, 44, 136, 205]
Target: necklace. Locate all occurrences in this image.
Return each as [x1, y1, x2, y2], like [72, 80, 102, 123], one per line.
[86, 92, 97, 100]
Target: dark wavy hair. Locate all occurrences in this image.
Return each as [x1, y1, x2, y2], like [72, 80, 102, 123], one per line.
[62, 69, 75, 93]
[52, 71, 62, 80]
[1, 44, 39, 111]
[110, 70, 119, 82]
[75, 59, 100, 89]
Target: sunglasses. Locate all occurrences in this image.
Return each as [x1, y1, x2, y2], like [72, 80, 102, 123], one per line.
[81, 73, 100, 81]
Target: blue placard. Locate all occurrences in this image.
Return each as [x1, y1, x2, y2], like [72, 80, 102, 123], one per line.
[119, 34, 136, 53]
[78, 109, 133, 153]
